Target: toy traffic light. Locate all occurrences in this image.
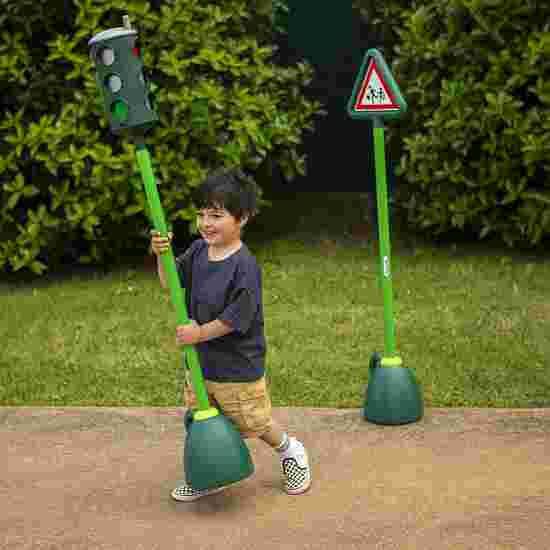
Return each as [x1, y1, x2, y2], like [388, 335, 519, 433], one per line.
[88, 15, 255, 491]
[88, 16, 158, 135]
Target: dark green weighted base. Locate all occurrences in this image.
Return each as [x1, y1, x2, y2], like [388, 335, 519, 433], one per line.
[184, 411, 254, 491]
[364, 352, 424, 425]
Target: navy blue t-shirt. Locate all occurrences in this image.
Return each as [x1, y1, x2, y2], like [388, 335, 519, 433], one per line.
[175, 238, 266, 382]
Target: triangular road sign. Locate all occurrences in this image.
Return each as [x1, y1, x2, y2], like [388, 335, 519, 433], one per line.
[348, 49, 407, 121]
[355, 61, 400, 111]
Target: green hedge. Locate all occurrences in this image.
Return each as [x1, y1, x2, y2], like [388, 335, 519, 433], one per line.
[353, 0, 550, 248]
[0, 0, 323, 276]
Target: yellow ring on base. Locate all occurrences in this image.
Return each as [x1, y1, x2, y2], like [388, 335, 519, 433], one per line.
[381, 356, 403, 367]
[193, 408, 220, 421]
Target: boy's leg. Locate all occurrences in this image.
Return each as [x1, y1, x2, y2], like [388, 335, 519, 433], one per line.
[259, 422, 311, 495]
[209, 377, 312, 495]
[259, 421, 290, 451]
[265, 424, 312, 495]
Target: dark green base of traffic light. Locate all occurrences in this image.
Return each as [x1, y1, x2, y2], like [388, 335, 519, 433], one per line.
[184, 407, 254, 491]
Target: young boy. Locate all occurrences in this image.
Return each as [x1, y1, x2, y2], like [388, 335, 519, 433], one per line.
[150, 168, 311, 501]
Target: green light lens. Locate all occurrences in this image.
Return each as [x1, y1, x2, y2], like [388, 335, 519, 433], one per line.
[111, 100, 129, 122]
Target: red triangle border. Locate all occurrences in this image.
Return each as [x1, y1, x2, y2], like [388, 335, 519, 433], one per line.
[354, 60, 400, 112]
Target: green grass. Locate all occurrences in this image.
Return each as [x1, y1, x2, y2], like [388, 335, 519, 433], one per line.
[1, 192, 550, 408]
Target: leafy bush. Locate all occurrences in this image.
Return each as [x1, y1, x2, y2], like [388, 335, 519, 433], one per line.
[0, 0, 323, 275]
[353, 0, 550, 248]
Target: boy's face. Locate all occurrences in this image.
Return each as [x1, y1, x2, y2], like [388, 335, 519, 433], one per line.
[197, 205, 247, 248]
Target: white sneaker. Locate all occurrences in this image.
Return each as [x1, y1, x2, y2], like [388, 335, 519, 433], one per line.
[171, 483, 227, 502]
[279, 437, 312, 495]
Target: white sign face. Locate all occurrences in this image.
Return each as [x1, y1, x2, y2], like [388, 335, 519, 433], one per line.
[359, 67, 391, 107]
[353, 60, 400, 113]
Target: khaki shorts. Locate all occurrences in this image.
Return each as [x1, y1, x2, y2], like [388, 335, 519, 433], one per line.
[183, 370, 274, 439]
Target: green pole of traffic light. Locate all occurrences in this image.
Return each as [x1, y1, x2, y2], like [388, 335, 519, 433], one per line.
[88, 19, 214, 419]
[133, 139, 213, 416]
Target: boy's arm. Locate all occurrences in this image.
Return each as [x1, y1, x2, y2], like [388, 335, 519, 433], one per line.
[198, 319, 234, 342]
[157, 257, 169, 289]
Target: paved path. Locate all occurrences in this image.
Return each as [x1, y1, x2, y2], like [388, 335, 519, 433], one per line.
[2, 407, 550, 550]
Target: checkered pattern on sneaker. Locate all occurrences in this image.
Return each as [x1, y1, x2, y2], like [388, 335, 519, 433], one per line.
[171, 483, 226, 502]
[280, 437, 311, 495]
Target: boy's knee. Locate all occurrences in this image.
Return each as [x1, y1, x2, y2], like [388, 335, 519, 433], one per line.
[241, 419, 274, 439]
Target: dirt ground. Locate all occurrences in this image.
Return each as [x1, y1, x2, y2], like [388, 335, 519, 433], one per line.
[2, 406, 550, 550]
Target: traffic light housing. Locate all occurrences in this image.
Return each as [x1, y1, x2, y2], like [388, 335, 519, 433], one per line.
[88, 18, 159, 135]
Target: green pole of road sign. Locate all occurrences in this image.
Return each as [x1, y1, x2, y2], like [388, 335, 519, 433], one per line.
[348, 48, 423, 425]
[88, 15, 254, 491]
[372, 117, 397, 356]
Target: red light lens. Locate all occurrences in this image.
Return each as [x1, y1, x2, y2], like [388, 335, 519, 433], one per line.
[132, 47, 140, 58]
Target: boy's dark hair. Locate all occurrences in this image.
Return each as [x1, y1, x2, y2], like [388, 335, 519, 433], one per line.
[193, 168, 260, 226]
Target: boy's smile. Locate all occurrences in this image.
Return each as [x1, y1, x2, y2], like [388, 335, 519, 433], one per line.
[198, 206, 248, 254]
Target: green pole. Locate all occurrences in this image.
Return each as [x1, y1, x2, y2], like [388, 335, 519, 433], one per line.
[134, 141, 212, 413]
[373, 117, 397, 357]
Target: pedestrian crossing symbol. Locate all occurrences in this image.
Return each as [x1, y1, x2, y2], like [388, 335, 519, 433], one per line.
[347, 49, 407, 121]
[357, 61, 398, 110]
